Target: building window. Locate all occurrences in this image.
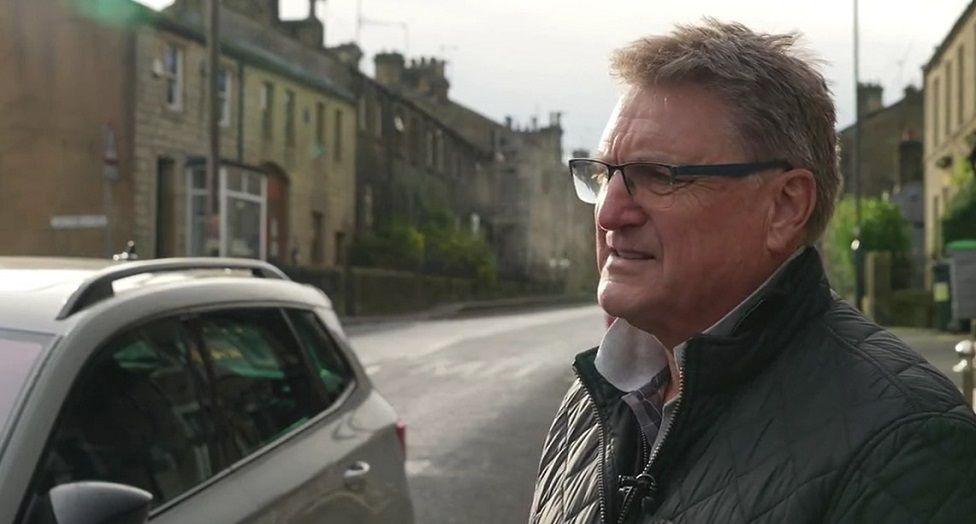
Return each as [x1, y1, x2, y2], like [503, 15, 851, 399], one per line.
[284, 90, 296, 146]
[436, 130, 445, 171]
[426, 130, 434, 168]
[155, 157, 176, 258]
[358, 97, 367, 131]
[334, 110, 343, 162]
[312, 211, 324, 265]
[946, 64, 952, 136]
[162, 44, 183, 111]
[315, 101, 326, 148]
[334, 232, 347, 266]
[959, 46, 965, 125]
[186, 166, 267, 259]
[218, 68, 231, 127]
[374, 101, 383, 138]
[411, 117, 421, 163]
[934, 78, 941, 144]
[261, 81, 274, 139]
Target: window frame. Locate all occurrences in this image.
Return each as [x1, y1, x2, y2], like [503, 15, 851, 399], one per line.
[162, 43, 184, 112]
[218, 68, 232, 128]
[20, 303, 360, 521]
[333, 109, 344, 162]
[284, 89, 296, 147]
[260, 81, 275, 139]
[21, 315, 219, 517]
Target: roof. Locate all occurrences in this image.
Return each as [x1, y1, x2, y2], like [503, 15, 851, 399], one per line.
[132, 2, 356, 102]
[0, 258, 115, 335]
[923, 1, 976, 73]
[0, 257, 322, 336]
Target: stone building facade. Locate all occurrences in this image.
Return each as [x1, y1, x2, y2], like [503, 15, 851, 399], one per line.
[838, 83, 925, 287]
[0, 0, 139, 257]
[2, 0, 594, 290]
[0, 0, 358, 269]
[839, 84, 924, 198]
[369, 52, 595, 285]
[923, 2, 976, 288]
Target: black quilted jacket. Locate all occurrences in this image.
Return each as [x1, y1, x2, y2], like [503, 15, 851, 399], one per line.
[530, 248, 976, 523]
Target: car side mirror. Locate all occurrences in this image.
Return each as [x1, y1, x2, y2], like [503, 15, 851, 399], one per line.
[34, 481, 152, 524]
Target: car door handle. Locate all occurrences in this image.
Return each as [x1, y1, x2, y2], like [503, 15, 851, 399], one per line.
[343, 461, 371, 492]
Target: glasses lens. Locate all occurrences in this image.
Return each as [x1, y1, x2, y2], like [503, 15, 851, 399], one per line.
[570, 160, 608, 204]
[624, 164, 676, 195]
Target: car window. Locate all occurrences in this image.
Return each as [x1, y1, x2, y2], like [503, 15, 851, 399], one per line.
[31, 319, 219, 509]
[192, 308, 321, 457]
[0, 329, 52, 437]
[286, 309, 354, 405]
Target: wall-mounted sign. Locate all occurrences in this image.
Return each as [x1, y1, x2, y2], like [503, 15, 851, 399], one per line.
[50, 215, 108, 230]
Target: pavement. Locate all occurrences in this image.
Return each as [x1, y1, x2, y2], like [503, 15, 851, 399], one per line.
[340, 292, 595, 327]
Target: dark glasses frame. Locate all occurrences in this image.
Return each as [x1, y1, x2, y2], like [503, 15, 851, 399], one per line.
[568, 158, 793, 203]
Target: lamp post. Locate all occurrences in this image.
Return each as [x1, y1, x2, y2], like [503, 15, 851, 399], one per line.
[206, 0, 221, 256]
[853, 0, 865, 311]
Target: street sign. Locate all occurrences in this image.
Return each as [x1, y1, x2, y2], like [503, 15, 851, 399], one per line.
[50, 215, 108, 229]
[950, 248, 976, 319]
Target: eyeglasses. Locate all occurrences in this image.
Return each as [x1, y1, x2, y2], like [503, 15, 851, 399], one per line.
[569, 158, 793, 204]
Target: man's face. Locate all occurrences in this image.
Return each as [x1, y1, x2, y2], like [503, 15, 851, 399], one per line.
[595, 83, 778, 345]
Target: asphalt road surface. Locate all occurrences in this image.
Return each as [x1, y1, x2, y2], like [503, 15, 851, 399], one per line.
[345, 306, 966, 524]
[347, 304, 606, 524]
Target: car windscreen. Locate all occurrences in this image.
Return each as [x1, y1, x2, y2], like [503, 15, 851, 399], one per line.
[0, 329, 53, 435]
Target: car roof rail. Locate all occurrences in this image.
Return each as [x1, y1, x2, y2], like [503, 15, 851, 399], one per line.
[56, 258, 289, 320]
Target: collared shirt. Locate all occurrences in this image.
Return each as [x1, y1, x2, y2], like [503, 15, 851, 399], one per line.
[594, 249, 803, 452]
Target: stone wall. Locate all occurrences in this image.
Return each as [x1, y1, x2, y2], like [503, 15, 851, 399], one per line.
[0, 0, 137, 257]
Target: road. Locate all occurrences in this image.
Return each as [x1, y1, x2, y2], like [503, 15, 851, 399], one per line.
[345, 306, 967, 524]
[347, 304, 606, 524]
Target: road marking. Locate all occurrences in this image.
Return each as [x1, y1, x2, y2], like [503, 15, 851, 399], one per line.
[405, 459, 434, 477]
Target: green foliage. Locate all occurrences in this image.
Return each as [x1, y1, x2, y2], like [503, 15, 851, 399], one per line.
[942, 177, 976, 247]
[824, 196, 911, 298]
[423, 223, 497, 285]
[349, 224, 425, 271]
[350, 210, 498, 286]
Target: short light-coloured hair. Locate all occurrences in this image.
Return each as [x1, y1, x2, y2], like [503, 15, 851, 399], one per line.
[610, 18, 840, 243]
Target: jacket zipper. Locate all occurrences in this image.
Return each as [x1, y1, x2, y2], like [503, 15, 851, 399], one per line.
[574, 365, 610, 524]
[616, 361, 687, 524]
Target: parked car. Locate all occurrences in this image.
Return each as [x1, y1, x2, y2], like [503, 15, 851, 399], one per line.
[0, 257, 413, 524]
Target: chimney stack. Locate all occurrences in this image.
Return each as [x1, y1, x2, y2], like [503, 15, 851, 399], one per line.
[374, 52, 406, 87]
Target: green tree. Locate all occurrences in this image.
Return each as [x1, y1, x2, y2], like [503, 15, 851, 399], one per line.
[942, 158, 976, 247]
[349, 223, 426, 271]
[824, 196, 910, 298]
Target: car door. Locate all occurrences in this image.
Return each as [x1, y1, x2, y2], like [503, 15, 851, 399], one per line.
[157, 306, 410, 524]
[18, 316, 232, 522]
[262, 308, 412, 524]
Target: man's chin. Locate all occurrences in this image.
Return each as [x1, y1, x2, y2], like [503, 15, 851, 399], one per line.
[597, 284, 640, 322]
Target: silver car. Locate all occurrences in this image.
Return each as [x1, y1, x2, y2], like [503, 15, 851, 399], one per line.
[0, 257, 413, 524]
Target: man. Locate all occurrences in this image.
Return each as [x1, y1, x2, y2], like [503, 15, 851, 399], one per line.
[530, 20, 976, 524]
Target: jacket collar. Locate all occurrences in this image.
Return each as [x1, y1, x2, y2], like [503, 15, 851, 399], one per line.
[576, 246, 833, 398]
[684, 246, 834, 393]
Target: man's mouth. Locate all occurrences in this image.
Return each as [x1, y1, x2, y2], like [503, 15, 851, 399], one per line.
[610, 249, 654, 260]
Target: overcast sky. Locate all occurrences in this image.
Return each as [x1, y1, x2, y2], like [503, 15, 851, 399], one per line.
[138, 0, 969, 154]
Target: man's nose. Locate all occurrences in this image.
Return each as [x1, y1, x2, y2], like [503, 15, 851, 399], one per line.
[596, 170, 647, 231]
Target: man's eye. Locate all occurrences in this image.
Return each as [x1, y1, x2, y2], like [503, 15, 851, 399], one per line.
[626, 164, 672, 186]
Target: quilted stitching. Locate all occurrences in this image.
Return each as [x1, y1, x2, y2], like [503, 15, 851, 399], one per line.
[532, 252, 976, 524]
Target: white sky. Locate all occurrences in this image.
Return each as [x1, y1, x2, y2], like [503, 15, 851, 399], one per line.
[137, 0, 969, 154]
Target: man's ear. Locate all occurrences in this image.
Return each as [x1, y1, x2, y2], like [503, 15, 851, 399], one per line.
[765, 169, 816, 253]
